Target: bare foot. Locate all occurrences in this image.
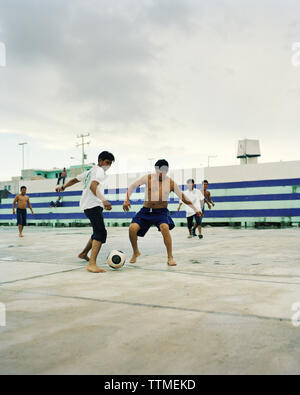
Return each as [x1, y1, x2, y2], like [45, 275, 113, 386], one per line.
[87, 263, 106, 273]
[130, 251, 141, 263]
[167, 257, 177, 266]
[19, 234, 24, 238]
[78, 252, 89, 262]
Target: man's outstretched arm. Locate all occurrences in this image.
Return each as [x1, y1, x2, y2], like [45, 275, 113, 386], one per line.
[123, 175, 148, 211]
[56, 178, 80, 192]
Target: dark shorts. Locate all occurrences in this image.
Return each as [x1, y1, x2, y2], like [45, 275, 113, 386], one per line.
[187, 214, 201, 229]
[187, 207, 205, 228]
[132, 207, 175, 237]
[17, 208, 27, 226]
[84, 206, 107, 243]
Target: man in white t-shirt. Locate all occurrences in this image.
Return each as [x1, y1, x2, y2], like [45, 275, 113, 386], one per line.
[177, 179, 204, 239]
[56, 151, 115, 273]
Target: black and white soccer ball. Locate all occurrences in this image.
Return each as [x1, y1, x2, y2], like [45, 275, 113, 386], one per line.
[107, 250, 126, 270]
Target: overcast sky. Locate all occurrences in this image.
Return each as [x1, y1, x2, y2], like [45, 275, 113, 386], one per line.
[1, 0, 300, 181]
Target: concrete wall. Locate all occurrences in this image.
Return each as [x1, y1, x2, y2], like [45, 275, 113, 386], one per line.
[205, 160, 300, 182]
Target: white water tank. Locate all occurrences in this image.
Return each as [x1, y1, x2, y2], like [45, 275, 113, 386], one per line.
[237, 139, 261, 164]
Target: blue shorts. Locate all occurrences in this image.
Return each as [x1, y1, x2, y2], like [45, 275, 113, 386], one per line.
[132, 207, 175, 237]
[17, 208, 27, 226]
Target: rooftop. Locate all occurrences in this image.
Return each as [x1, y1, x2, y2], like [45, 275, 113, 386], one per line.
[1, 226, 300, 374]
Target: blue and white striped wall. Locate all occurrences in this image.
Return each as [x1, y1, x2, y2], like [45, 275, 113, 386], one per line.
[1, 173, 300, 227]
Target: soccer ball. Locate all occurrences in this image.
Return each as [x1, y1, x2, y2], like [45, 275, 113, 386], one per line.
[107, 250, 126, 270]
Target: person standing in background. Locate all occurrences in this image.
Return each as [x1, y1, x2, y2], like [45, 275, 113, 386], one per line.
[203, 180, 215, 210]
[199, 180, 215, 238]
[177, 179, 204, 239]
[57, 168, 67, 185]
[12, 186, 34, 237]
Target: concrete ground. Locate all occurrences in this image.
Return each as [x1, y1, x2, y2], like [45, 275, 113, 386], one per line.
[0, 225, 300, 375]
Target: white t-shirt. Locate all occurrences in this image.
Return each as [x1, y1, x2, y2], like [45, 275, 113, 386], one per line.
[76, 166, 108, 211]
[180, 188, 204, 218]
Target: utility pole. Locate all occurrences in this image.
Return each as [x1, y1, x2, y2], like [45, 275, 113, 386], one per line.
[18, 142, 28, 175]
[76, 134, 90, 172]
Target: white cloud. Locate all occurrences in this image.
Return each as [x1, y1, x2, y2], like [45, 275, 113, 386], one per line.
[0, 0, 300, 181]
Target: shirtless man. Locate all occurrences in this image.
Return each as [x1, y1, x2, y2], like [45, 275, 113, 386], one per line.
[198, 179, 215, 238]
[203, 180, 215, 210]
[123, 159, 203, 266]
[12, 186, 34, 237]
